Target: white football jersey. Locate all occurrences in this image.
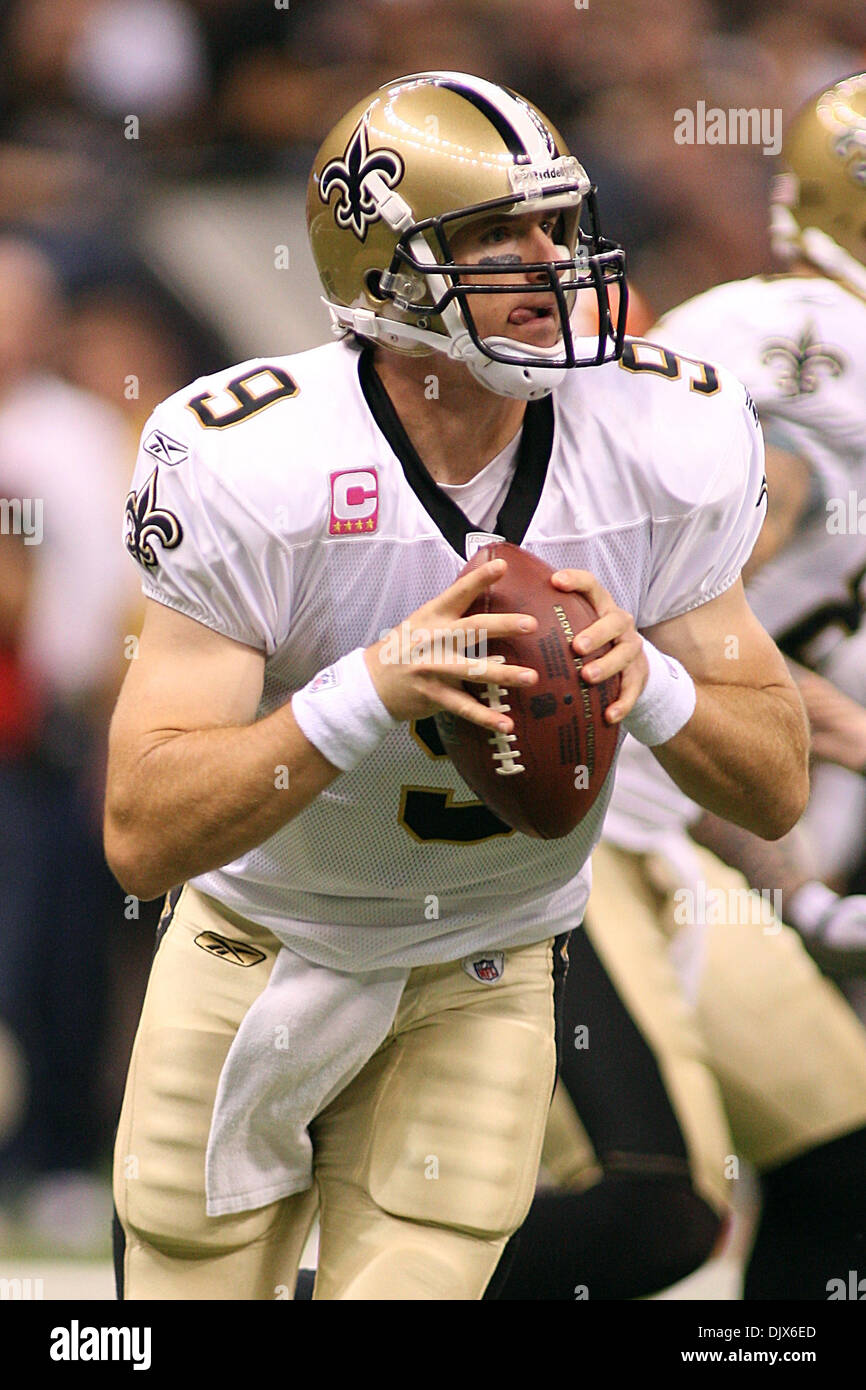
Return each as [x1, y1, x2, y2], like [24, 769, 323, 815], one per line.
[606, 274, 866, 856]
[654, 274, 866, 664]
[123, 336, 764, 969]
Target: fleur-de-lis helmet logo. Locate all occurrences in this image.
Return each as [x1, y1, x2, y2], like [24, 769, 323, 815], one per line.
[124, 469, 183, 569]
[319, 119, 405, 241]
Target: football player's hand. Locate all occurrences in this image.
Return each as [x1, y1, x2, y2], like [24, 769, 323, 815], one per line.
[793, 666, 866, 772]
[788, 887, 866, 978]
[550, 568, 647, 723]
[364, 558, 538, 732]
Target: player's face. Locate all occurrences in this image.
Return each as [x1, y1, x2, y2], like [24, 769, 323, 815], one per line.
[447, 210, 567, 350]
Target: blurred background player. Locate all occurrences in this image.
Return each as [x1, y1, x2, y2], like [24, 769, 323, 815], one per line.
[654, 68, 866, 988]
[491, 70, 866, 1302]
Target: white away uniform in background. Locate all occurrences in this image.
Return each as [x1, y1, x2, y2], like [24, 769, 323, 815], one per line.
[653, 273, 866, 880]
[124, 336, 764, 970]
[655, 273, 866, 664]
[541, 277, 866, 1222]
[606, 273, 866, 870]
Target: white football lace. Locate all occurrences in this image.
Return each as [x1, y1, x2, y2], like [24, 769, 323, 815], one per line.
[481, 656, 525, 776]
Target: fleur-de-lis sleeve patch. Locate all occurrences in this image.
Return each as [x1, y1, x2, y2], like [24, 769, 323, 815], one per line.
[319, 119, 404, 241]
[124, 468, 183, 569]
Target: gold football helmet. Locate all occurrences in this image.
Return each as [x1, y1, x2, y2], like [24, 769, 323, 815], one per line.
[771, 72, 866, 296]
[306, 71, 627, 400]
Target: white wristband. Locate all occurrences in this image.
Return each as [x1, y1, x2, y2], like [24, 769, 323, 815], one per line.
[621, 639, 697, 747]
[291, 647, 399, 772]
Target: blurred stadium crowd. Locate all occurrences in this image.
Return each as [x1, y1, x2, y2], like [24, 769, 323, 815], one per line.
[0, 0, 865, 1258]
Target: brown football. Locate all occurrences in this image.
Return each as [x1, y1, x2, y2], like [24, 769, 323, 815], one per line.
[435, 542, 621, 838]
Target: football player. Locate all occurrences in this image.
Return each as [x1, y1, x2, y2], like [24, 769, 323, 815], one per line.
[106, 71, 807, 1300]
[494, 72, 866, 1302]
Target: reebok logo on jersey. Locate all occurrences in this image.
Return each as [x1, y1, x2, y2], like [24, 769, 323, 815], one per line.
[462, 952, 505, 985]
[194, 931, 267, 967]
[143, 428, 189, 466]
[465, 531, 505, 559]
[329, 468, 378, 534]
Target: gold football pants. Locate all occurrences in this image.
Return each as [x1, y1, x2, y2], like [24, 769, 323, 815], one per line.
[114, 885, 563, 1300]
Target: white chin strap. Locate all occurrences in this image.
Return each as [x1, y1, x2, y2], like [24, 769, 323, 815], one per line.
[340, 288, 620, 400]
[325, 297, 577, 400]
[445, 324, 569, 400]
[771, 206, 866, 299]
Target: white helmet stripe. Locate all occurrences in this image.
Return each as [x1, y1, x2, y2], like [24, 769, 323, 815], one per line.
[397, 71, 556, 162]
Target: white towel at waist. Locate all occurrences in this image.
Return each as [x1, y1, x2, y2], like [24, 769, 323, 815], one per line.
[205, 944, 408, 1216]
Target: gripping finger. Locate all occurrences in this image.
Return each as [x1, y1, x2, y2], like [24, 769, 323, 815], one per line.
[551, 568, 615, 614]
[432, 558, 507, 619]
[440, 654, 538, 688]
[581, 635, 642, 685]
[604, 657, 648, 723]
[429, 681, 514, 734]
[573, 610, 630, 656]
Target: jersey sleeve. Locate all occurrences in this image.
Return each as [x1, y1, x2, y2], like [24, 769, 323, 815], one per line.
[652, 285, 850, 507]
[123, 403, 292, 653]
[640, 379, 767, 628]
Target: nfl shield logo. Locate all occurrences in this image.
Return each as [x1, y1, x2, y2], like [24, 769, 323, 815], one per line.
[308, 666, 338, 694]
[462, 952, 505, 985]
